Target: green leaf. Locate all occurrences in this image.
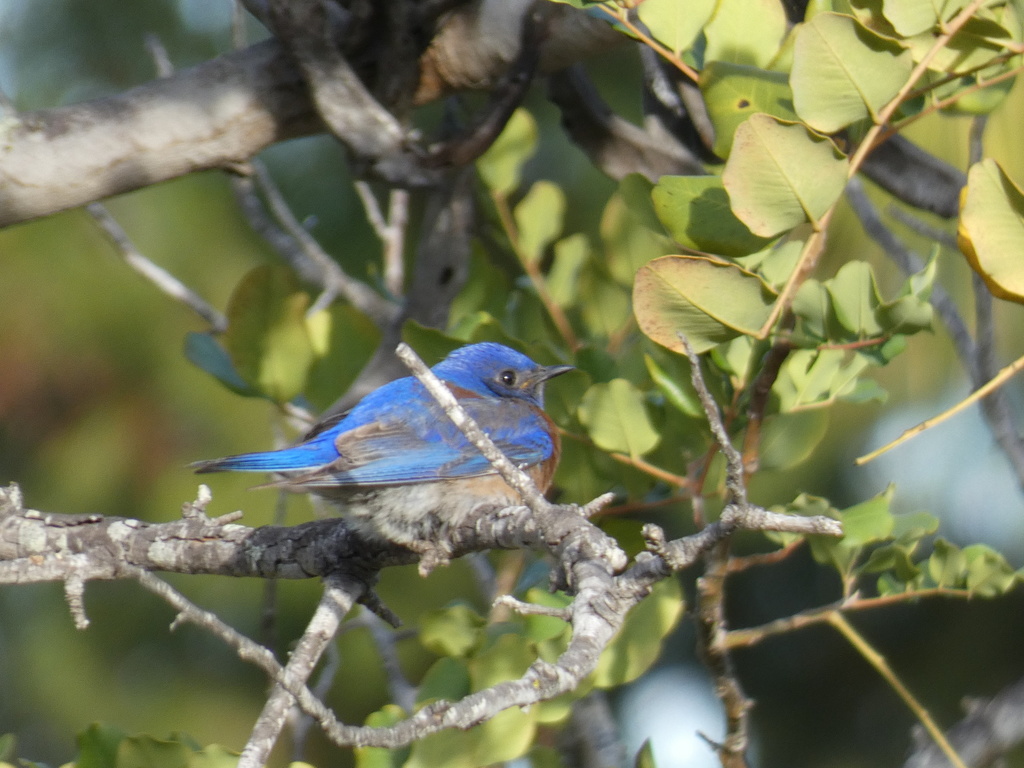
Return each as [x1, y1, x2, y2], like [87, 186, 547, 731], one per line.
[863, 544, 921, 581]
[477, 108, 538, 195]
[619, 173, 666, 235]
[723, 115, 848, 237]
[593, 578, 685, 688]
[792, 13, 913, 132]
[827, 260, 885, 337]
[635, 739, 658, 768]
[419, 604, 486, 658]
[601, 191, 674, 284]
[548, 234, 591, 308]
[77, 723, 126, 768]
[633, 255, 776, 354]
[840, 485, 895, 546]
[522, 588, 572, 643]
[184, 332, 264, 398]
[758, 409, 831, 470]
[652, 175, 773, 256]
[116, 735, 192, 768]
[638, 0, 716, 54]
[468, 634, 538, 764]
[192, 744, 240, 768]
[644, 353, 703, 417]
[580, 273, 633, 339]
[417, 657, 472, 706]
[774, 349, 873, 411]
[963, 544, 1019, 596]
[928, 538, 966, 588]
[515, 180, 566, 263]
[958, 158, 1024, 303]
[224, 265, 315, 403]
[703, 0, 788, 67]
[356, 706, 409, 768]
[733, 226, 808, 288]
[892, 511, 940, 544]
[905, 16, 1014, 74]
[578, 379, 660, 457]
[701, 62, 797, 157]
[882, 0, 959, 36]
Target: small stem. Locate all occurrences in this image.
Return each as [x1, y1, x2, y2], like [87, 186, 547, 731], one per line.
[828, 613, 969, 768]
[492, 191, 579, 350]
[848, 0, 989, 176]
[597, 5, 700, 83]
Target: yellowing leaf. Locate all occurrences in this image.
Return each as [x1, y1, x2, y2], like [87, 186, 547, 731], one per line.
[958, 158, 1024, 303]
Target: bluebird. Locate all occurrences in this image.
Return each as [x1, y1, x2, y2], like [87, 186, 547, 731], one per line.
[193, 342, 572, 548]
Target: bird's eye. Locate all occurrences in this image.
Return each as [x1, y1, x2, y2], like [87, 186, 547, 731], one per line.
[499, 369, 517, 386]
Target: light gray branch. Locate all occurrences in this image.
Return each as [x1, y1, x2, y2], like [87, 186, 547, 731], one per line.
[87, 203, 228, 332]
[0, 2, 622, 227]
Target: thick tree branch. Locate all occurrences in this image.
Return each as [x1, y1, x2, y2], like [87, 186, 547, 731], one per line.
[0, 40, 319, 228]
[0, 1, 621, 227]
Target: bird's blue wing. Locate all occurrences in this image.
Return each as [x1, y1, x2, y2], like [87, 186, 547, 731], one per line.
[296, 396, 555, 487]
[194, 378, 556, 486]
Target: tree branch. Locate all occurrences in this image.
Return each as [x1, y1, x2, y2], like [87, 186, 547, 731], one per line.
[0, 1, 621, 227]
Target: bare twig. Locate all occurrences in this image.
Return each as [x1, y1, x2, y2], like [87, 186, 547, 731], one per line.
[357, 608, 417, 712]
[493, 594, 572, 621]
[240, 575, 364, 768]
[230, 162, 398, 325]
[85, 203, 228, 332]
[679, 334, 746, 505]
[353, 182, 409, 297]
[144, 33, 174, 78]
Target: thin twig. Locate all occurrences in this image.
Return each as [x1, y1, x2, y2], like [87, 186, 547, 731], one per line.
[239, 575, 365, 768]
[358, 608, 417, 713]
[86, 203, 227, 332]
[290, 641, 340, 761]
[143, 33, 174, 78]
[829, 613, 968, 768]
[354, 182, 409, 297]
[132, 568, 351, 742]
[243, 161, 398, 323]
[679, 334, 746, 505]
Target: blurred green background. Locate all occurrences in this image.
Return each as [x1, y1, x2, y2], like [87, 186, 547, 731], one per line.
[3, 1, 1024, 767]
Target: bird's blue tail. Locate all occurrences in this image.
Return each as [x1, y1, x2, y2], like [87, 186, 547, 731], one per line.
[192, 439, 337, 474]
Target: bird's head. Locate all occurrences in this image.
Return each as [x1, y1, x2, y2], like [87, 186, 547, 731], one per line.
[434, 342, 573, 407]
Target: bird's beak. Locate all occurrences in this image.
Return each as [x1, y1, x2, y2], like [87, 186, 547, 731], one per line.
[535, 364, 574, 383]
